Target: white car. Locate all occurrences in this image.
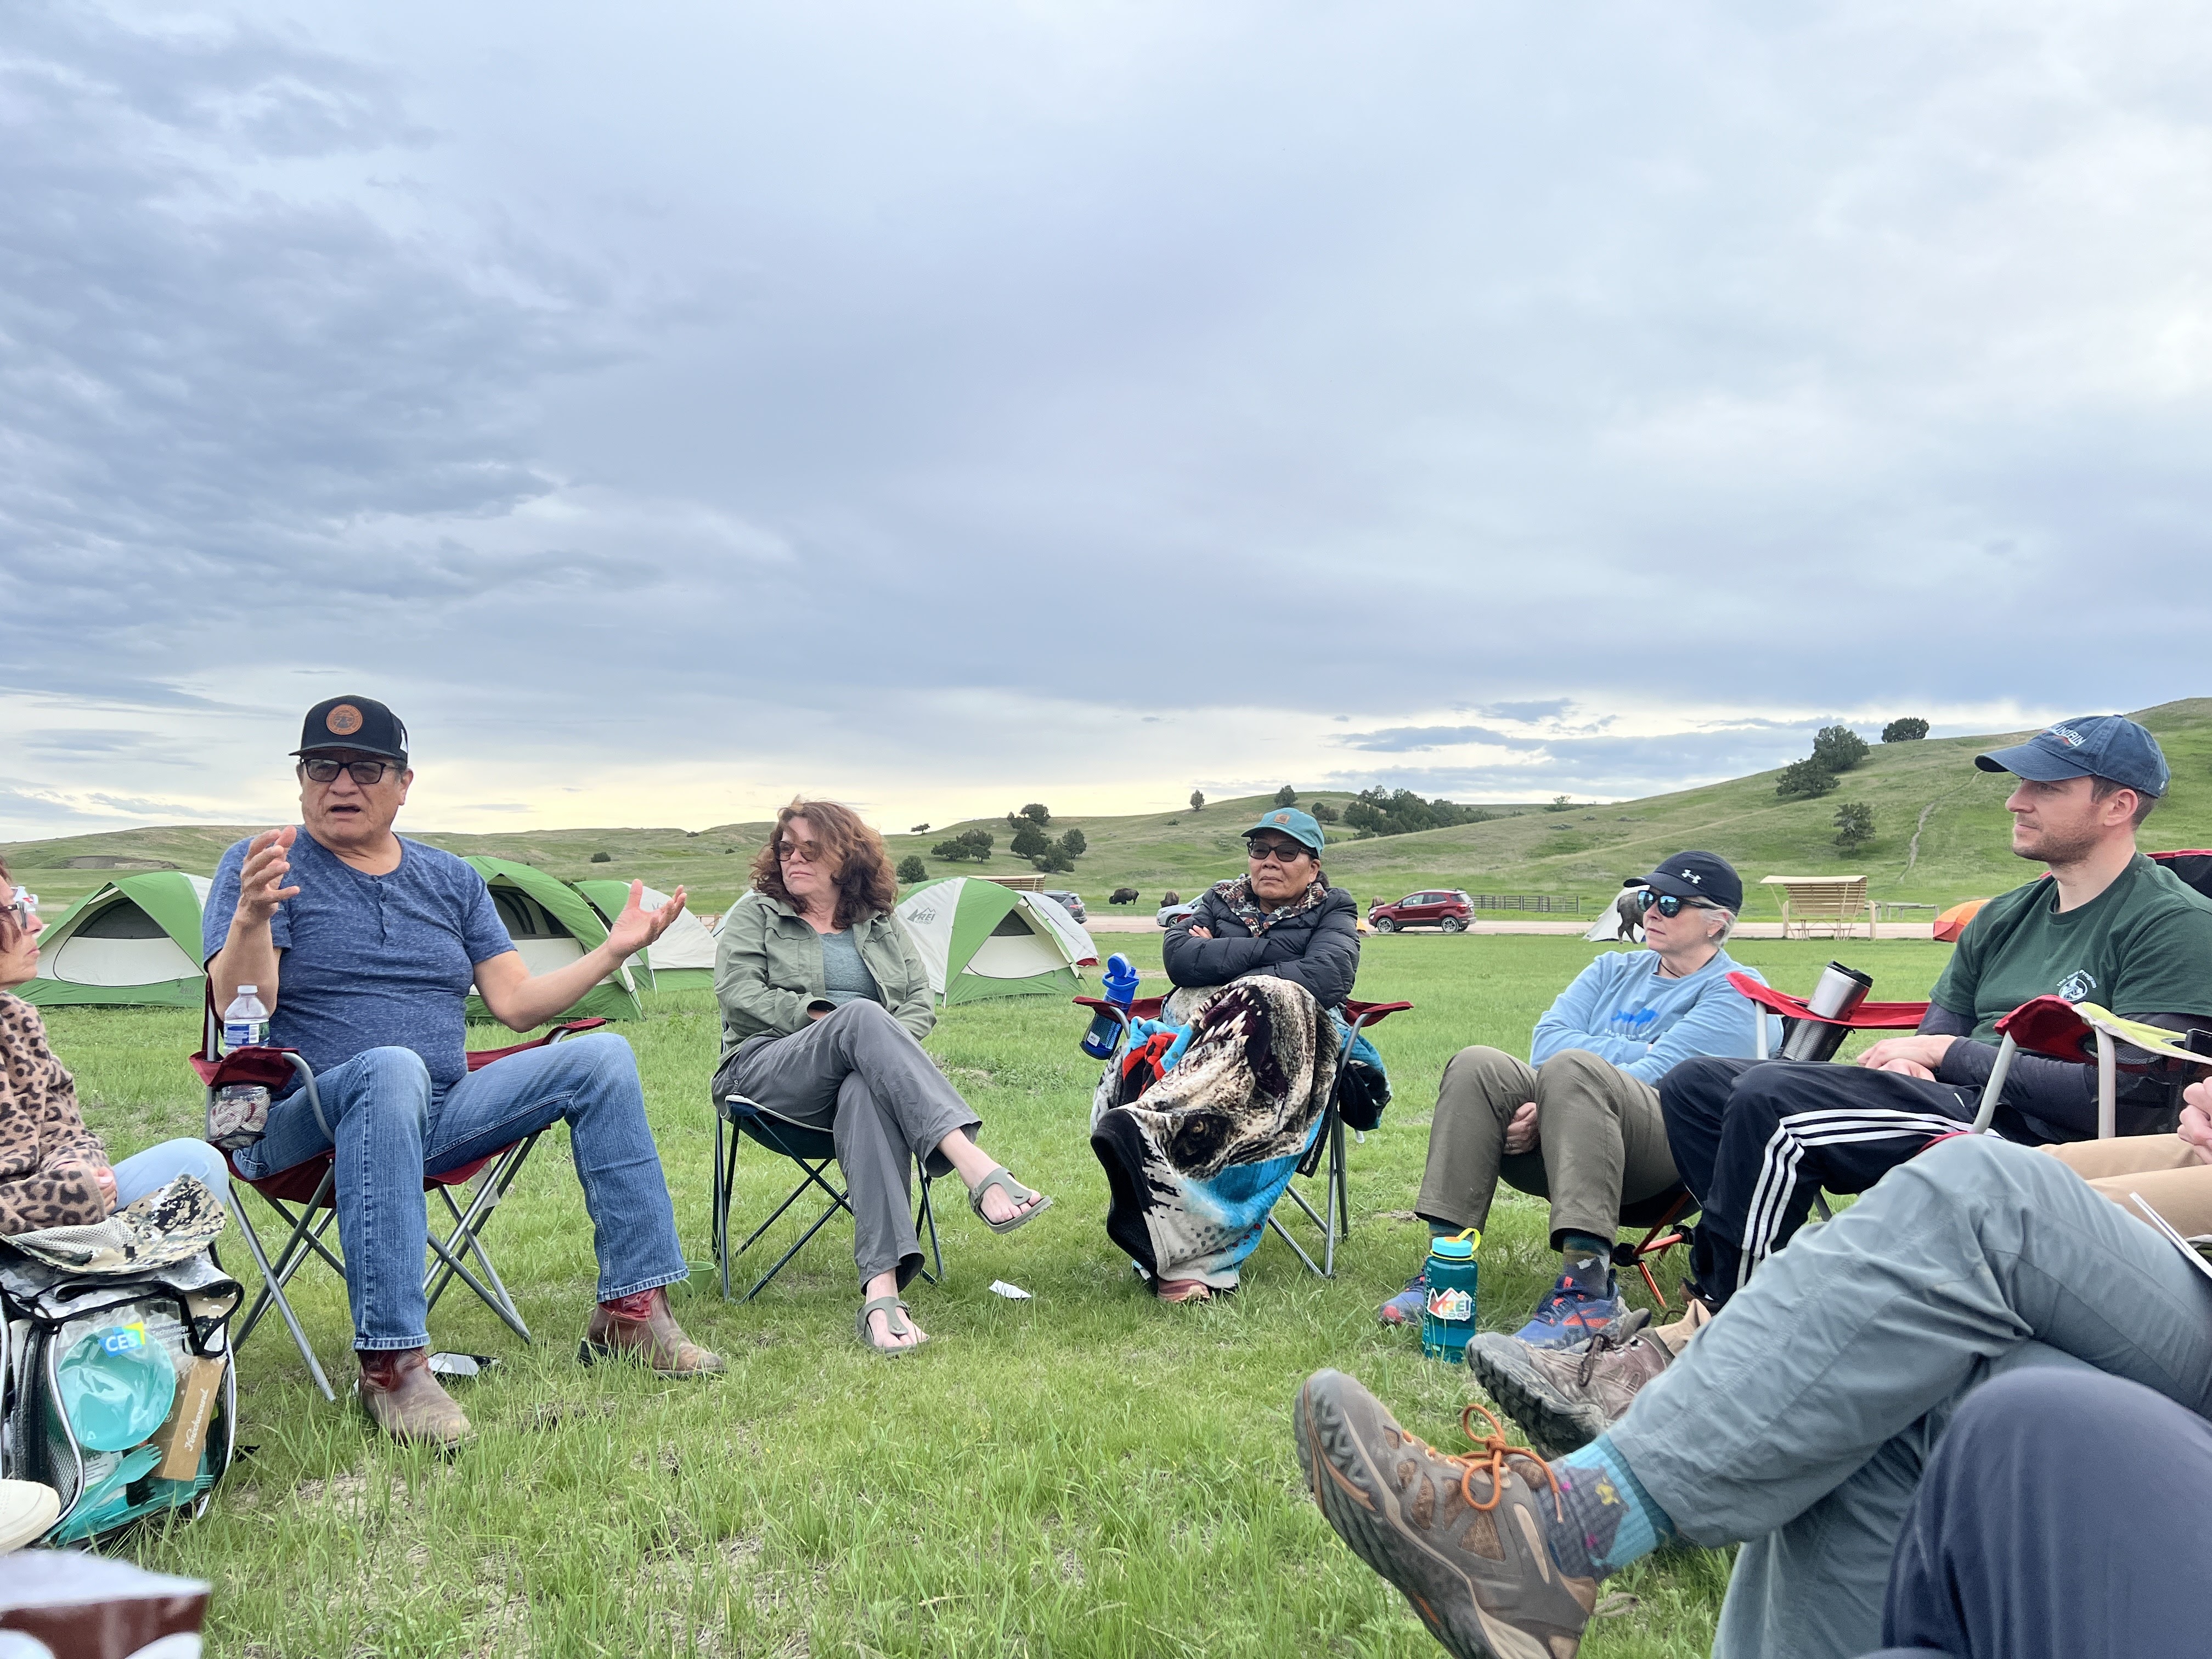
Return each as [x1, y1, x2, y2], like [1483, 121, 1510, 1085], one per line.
[1155, 900, 1200, 928]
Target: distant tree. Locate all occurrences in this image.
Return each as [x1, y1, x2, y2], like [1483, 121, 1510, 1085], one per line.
[1311, 800, 1339, 823]
[1881, 718, 1930, 744]
[1776, 759, 1839, 800]
[1543, 795, 1575, 813]
[1340, 787, 1498, 838]
[895, 854, 929, 884]
[1833, 802, 1876, 854]
[932, 828, 994, 861]
[1812, 725, 1870, 772]
[1032, 848, 1075, 873]
[1274, 785, 1297, 807]
[1021, 803, 1052, 827]
[1189, 789, 1206, 812]
[1009, 822, 1052, 859]
[1058, 828, 1087, 857]
[1006, 811, 1022, 830]
[589, 851, 611, 863]
[909, 822, 931, 833]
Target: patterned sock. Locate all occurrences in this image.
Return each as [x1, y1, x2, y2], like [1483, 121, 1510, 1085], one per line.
[1538, 1434, 1674, 1580]
[1558, 1233, 1612, 1296]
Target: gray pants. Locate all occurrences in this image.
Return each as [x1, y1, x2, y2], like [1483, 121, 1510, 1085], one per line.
[717, 1000, 980, 1289]
[1609, 1133, 2212, 1659]
[1414, 1046, 1680, 1249]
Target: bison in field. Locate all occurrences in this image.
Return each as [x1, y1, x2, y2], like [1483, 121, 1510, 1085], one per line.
[1109, 887, 1140, 905]
[1160, 890, 1181, 906]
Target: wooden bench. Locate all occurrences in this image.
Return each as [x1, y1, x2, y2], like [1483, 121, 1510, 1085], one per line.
[1760, 874, 1876, 940]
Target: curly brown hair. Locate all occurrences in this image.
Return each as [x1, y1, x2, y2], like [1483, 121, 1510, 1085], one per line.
[748, 799, 898, 929]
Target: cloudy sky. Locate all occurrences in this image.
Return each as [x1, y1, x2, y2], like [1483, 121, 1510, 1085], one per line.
[4, 1, 2209, 839]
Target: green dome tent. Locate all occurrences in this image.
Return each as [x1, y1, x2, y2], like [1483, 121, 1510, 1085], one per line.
[894, 877, 1094, 1006]
[574, 879, 718, 991]
[20, 872, 213, 1009]
[463, 857, 641, 1022]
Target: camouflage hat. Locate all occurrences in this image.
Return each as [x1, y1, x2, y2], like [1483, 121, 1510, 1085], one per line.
[4, 1174, 227, 1274]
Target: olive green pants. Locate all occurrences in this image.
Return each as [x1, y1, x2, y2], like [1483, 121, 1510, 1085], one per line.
[1414, 1046, 1681, 1249]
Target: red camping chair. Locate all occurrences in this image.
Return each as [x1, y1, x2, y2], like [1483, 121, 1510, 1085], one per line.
[1971, 997, 2212, 1138]
[191, 1019, 607, 1401]
[1073, 990, 1413, 1279]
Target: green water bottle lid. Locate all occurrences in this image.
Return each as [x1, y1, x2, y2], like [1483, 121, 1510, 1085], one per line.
[1428, 1228, 1480, 1260]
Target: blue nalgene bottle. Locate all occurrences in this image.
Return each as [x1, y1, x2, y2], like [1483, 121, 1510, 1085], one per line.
[1081, 954, 1141, 1059]
[1420, 1229, 1482, 1361]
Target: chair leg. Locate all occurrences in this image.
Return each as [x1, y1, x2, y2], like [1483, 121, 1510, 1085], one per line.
[740, 1194, 850, 1304]
[916, 1175, 943, 1287]
[228, 1180, 335, 1402]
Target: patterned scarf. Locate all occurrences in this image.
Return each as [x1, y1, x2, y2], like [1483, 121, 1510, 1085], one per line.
[1211, 871, 1330, 935]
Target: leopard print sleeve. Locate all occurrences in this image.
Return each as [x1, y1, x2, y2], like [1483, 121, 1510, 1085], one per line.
[0, 993, 109, 1233]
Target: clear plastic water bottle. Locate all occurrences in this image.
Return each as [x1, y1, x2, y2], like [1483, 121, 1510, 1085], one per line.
[1081, 954, 1141, 1059]
[222, 985, 269, 1052]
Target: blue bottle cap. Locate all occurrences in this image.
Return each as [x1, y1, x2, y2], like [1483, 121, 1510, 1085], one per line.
[1428, 1233, 1477, 1260]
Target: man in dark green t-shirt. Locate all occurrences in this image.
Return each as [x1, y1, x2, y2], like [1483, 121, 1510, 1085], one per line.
[1658, 715, 2212, 1305]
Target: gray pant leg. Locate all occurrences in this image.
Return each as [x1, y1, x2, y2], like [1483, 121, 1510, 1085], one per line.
[832, 1071, 928, 1288]
[1415, 1047, 1538, 1231]
[1606, 1135, 2212, 1659]
[1713, 1344, 2094, 1659]
[726, 1000, 981, 1283]
[1528, 1049, 1680, 1248]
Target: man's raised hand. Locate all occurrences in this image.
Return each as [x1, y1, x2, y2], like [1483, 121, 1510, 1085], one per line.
[606, 879, 689, 960]
[236, 826, 300, 924]
[2179, 1079, 2212, 1166]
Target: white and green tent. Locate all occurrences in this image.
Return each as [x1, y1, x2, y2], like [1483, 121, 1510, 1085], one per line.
[20, 872, 212, 1009]
[894, 877, 1096, 1005]
[574, 879, 718, 991]
[464, 857, 641, 1022]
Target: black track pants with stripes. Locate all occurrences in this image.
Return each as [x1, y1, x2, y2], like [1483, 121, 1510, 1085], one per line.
[1659, 1056, 1983, 1305]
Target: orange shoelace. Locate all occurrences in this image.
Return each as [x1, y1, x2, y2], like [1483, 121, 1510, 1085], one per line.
[1450, 1400, 1565, 1521]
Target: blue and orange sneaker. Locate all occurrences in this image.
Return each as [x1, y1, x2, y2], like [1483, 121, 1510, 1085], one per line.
[1377, 1268, 1427, 1327]
[1509, 1271, 1624, 1350]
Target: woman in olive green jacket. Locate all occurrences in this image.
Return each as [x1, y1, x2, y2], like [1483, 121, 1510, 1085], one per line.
[713, 800, 1051, 1353]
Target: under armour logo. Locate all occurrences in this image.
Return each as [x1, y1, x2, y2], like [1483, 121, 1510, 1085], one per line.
[1679, 869, 1701, 884]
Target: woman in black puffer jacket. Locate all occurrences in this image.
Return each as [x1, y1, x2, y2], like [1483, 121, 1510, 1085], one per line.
[1091, 809, 1362, 1303]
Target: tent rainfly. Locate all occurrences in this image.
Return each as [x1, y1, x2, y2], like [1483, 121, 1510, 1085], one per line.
[463, 857, 641, 1022]
[574, 879, 718, 990]
[894, 877, 1094, 1005]
[20, 873, 213, 1008]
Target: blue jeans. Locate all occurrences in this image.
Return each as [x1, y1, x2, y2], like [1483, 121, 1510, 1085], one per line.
[230, 1034, 686, 1351]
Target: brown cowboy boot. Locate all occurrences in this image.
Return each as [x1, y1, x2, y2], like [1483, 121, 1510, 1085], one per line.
[357, 1348, 472, 1447]
[579, 1286, 724, 1375]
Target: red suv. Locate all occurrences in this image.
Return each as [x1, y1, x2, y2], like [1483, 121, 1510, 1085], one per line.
[1368, 890, 1474, 934]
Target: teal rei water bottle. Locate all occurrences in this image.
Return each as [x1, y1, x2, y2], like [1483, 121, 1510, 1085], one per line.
[1420, 1228, 1482, 1361]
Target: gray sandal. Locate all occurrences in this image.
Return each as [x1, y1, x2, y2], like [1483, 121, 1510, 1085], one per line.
[967, 1166, 1052, 1235]
[857, 1295, 926, 1355]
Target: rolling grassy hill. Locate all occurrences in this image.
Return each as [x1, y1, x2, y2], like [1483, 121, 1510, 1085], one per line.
[7, 699, 2208, 919]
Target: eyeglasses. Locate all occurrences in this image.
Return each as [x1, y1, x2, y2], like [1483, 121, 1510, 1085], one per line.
[1634, 890, 1717, 918]
[300, 757, 399, 786]
[776, 840, 820, 864]
[4, 888, 37, 929]
[1246, 839, 1312, 865]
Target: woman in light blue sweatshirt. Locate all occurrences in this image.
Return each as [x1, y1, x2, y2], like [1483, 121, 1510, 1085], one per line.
[1379, 851, 1778, 1346]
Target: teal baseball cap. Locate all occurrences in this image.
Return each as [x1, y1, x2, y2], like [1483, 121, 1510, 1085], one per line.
[1243, 807, 1326, 853]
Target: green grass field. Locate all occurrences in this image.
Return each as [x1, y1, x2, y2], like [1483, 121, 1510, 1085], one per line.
[8, 699, 2208, 923]
[49, 935, 1956, 1657]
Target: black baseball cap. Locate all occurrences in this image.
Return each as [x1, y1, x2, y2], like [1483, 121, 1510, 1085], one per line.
[1640, 850, 1743, 913]
[293, 696, 409, 765]
[1974, 715, 2168, 798]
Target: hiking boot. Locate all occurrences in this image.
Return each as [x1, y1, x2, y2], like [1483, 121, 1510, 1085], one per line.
[580, 1286, 724, 1375]
[1466, 1310, 1674, 1459]
[357, 1348, 472, 1448]
[1293, 1368, 1594, 1659]
[1510, 1273, 1623, 1350]
[1378, 1268, 1427, 1328]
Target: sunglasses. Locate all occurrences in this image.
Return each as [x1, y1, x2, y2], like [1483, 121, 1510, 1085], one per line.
[4, 888, 37, 930]
[776, 840, 820, 864]
[1634, 890, 1717, 918]
[301, 757, 400, 786]
[1246, 839, 1312, 865]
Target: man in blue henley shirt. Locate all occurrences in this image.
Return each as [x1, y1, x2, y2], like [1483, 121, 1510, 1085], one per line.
[1378, 851, 1775, 1346]
[206, 695, 721, 1447]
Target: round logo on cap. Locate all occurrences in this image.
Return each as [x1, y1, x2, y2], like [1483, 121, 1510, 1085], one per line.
[325, 703, 363, 736]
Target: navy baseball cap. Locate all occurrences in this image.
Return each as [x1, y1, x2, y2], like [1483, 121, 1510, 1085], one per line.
[294, 696, 409, 765]
[1974, 716, 2168, 798]
[1640, 850, 1743, 913]
[1243, 807, 1327, 853]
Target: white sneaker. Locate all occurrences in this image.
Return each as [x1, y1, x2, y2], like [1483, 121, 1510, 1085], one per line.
[0, 1479, 60, 1552]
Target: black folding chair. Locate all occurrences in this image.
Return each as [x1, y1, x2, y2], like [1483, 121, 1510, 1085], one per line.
[711, 1094, 943, 1302]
